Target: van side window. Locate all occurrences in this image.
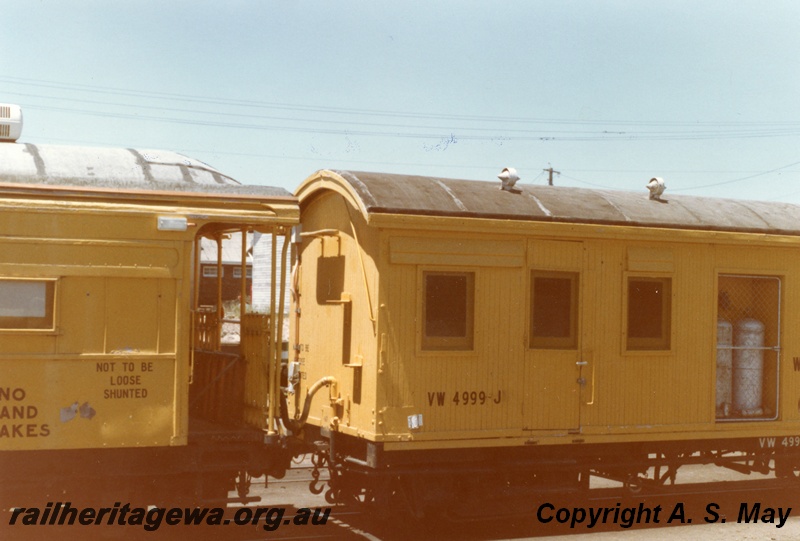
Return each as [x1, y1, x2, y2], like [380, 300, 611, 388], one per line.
[0, 279, 56, 330]
[626, 277, 671, 350]
[530, 271, 579, 349]
[422, 271, 474, 351]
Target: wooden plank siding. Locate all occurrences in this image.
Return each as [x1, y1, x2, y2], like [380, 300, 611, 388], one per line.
[294, 170, 800, 451]
[381, 233, 525, 436]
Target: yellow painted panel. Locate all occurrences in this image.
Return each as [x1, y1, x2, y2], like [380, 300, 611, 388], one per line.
[527, 239, 583, 269]
[525, 240, 584, 430]
[294, 192, 381, 435]
[0, 335, 56, 355]
[0, 356, 176, 450]
[627, 246, 674, 272]
[157, 279, 177, 354]
[581, 242, 719, 429]
[390, 236, 524, 267]
[375, 255, 525, 437]
[55, 277, 177, 356]
[105, 278, 166, 353]
[57, 276, 107, 354]
[0, 239, 180, 273]
[241, 313, 271, 430]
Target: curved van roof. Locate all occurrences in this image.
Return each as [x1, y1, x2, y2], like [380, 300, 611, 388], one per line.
[297, 170, 800, 236]
[0, 142, 291, 198]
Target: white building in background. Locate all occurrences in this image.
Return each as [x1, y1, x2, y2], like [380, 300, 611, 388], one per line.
[251, 231, 291, 315]
[198, 232, 253, 307]
[198, 231, 290, 315]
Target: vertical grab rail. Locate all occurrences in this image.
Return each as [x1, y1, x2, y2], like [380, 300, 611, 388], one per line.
[189, 235, 201, 384]
[266, 228, 291, 437]
[274, 229, 290, 435]
[266, 229, 277, 435]
[241, 228, 248, 325]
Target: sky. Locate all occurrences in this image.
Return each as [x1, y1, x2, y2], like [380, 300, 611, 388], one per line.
[2, 1, 800, 202]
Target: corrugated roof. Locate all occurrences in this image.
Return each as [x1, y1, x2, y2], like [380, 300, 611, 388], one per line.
[313, 170, 800, 236]
[0, 143, 291, 197]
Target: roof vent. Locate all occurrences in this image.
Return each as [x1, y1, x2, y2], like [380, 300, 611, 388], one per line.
[498, 167, 520, 192]
[0, 104, 22, 142]
[646, 177, 666, 201]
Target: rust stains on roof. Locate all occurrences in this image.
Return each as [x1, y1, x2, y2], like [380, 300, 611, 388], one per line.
[299, 170, 800, 236]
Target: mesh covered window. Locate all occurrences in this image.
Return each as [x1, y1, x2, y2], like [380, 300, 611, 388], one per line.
[716, 275, 780, 421]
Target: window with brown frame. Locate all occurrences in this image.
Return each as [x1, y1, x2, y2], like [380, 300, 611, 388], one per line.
[0, 279, 56, 330]
[626, 276, 672, 350]
[422, 271, 474, 351]
[530, 271, 579, 349]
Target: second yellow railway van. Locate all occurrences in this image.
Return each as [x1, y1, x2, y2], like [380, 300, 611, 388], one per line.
[0, 134, 298, 504]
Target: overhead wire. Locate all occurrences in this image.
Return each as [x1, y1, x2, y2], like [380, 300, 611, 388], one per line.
[669, 159, 800, 192]
[22, 102, 800, 143]
[3, 75, 799, 195]
[5, 75, 800, 127]
[4, 76, 800, 142]
[558, 173, 620, 190]
[17, 93, 791, 140]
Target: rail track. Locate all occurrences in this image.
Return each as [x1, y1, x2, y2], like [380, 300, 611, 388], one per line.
[223, 461, 800, 540]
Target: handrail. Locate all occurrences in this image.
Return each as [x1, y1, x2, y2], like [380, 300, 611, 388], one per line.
[281, 376, 336, 432]
[345, 207, 376, 332]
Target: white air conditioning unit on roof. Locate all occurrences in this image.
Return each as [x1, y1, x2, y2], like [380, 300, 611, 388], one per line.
[0, 104, 22, 142]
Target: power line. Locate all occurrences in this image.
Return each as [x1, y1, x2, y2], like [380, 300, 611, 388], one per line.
[6, 75, 799, 196]
[669, 160, 800, 191]
[17, 93, 793, 140]
[26, 133, 539, 174]
[22, 102, 800, 144]
[558, 173, 620, 190]
[4, 75, 800, 135]
[27, 129, 798, 178]
[25, 130, 800, 193]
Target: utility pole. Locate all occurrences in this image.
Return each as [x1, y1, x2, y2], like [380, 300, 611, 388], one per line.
[543, 167, 560, 186]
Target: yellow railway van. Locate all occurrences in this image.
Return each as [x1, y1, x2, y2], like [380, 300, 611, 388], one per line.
[291, 169, 800, 513]
[0, 126, 298, 504]
[6, 101, 800, 515]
